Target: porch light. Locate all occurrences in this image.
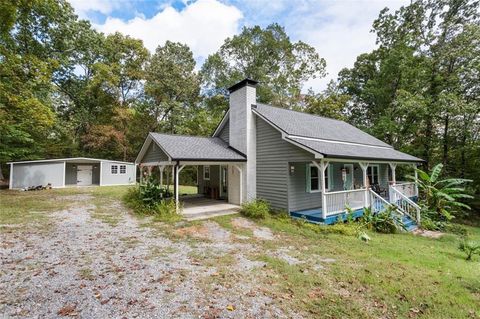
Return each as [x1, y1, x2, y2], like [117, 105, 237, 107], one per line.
[289, 165, 295, 175]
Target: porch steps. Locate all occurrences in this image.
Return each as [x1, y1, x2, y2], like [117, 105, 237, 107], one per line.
[183, 207, 241, 221]
[401, 214, 418, 232]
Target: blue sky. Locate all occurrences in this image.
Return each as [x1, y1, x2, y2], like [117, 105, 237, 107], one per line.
[68, 0, 408, 91]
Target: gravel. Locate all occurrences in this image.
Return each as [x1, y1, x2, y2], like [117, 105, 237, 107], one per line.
[0, 194, 297, 318]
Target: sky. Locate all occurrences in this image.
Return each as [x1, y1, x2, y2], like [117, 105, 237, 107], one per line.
[68, 0, 408, 92]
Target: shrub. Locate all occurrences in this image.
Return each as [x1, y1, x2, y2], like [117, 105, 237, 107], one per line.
[241, 199, 270, 219]
[123, 186, 180, 222]
[458, 240, 480, 261]
[138, 177, 170, 208]
[369, 207, 405, 234]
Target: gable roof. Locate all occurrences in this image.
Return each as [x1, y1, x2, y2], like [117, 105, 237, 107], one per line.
[148, 133, 246, 162]
[253, 103, 423, 163]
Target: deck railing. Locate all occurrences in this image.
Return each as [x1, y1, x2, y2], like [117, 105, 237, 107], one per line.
[390, 187, 421, 224]
[324, 189, 367, 216]
[392, 181, 417, 198]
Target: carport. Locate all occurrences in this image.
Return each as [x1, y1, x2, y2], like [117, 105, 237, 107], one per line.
[135, 133, 247, 215]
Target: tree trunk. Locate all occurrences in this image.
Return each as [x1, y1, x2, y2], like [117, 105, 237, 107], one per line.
[442, 114, 449, 168]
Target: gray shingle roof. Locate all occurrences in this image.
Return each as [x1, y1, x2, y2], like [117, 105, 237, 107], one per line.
[254, 103, 423, 162]
[254, 103, 391, 147]
[150, 133, 246, 161]
[287, 137, 423, 162]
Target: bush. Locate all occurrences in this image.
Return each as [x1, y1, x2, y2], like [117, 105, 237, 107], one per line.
[361, 207, 405, 234]
[123, 186, 180, 222]
[458, 240, 480, 261]
[241, 199, 270, 219]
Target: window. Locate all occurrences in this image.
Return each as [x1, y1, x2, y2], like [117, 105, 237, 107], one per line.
[111, 165, 118, 174]
[203, 165, 210, 180]
[119, 165, 126, 174]
[367, 165, 379, 185]
[307, 164, 331, 193]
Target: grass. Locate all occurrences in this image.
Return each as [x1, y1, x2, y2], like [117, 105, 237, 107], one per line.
[2, 186, 479, 318]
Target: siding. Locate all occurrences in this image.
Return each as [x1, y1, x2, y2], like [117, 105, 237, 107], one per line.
[101, 162, 135, 185]
[288, 162, 322, 211]
[256, 117, 315, 211]
[143, 142, 169, 163]
[218, 121, 230, 143]
[12, 162, 64, 188]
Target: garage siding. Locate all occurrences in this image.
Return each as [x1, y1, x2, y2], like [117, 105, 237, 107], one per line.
[101, 162, 136, 186]
[12, 162, 65, 188]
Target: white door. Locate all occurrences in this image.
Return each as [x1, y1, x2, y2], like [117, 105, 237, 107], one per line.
[77, 165, 93, 186]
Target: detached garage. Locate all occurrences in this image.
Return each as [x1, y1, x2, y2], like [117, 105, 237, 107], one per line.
[8, 158, 136, 189]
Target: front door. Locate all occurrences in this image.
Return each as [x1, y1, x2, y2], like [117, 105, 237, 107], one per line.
[343, 164, 354, 190]
[220, 165, 228, 199]
[77, 165, 93, 186]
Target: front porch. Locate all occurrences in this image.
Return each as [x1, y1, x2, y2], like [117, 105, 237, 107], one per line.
[288, 158, 420, 225]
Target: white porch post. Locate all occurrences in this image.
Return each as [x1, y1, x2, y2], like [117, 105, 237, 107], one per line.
[413, 164, 419, 197]
[159, 165, 164, 187]
[389, 163, 397, 203]
[389, 163, 397, 185]
[312, 160, 329, 220]
[9, 163, 13, 189]
[175, 164, 186, 212]
[359, 162, 369, 207]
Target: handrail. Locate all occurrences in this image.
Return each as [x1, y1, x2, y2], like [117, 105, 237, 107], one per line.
[390, 187, 421, 224]
[369, 189, 391, 207]
[390, 187, 420, 210]
[325, 188, 366, 195]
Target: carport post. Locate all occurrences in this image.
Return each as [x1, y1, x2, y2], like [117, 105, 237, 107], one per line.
[174, 164, 186, 212]
[159, 165, 164, 187]
[9, 163, 13, 189]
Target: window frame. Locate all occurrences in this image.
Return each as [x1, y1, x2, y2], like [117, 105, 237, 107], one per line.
[119, 165, 126, 175]
[203, 165, 210, 181]
[111, 164, 118, 175]
[307, 164, 332, 193]
[367, 165, 380, 185]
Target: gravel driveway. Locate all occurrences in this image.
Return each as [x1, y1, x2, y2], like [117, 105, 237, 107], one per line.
[0, 192, 298, 318]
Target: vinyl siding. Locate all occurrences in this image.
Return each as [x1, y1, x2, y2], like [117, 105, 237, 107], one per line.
[288, 162, 322, 211]
[101, 162, 135, 185]
[218, 121, 229, 143]
[143, 142, 169, 163]
[256, 117, 315, 211]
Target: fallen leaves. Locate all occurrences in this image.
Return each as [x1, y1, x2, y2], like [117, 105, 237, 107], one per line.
[57, 304, 77, 317]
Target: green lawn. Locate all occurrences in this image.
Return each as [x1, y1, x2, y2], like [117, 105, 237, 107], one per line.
[1, 186, 479, 318]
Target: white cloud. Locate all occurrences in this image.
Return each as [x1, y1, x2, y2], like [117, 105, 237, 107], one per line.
[283, 1, 409, 91]
[94, 0, 243, 60]
[69, 0, 121, 18]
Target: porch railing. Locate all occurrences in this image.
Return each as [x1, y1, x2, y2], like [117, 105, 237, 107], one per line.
[390, 187, 421, 224]
[392, 181, 417, 199]
[325, 189, 367, 216]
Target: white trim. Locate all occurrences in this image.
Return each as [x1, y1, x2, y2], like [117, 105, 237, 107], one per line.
[9, 163, 13, 189]
[308, 163, 331, 192]
[99, 161, 103, 186]
[135, 133, 173, 164]
[212, 110, 230, 137]
[7, 157, 133, 165]
[233, 164, 243, 205]
[367, 164, 380, 185]
[343, 163, 354, 190]
[62, 161, 66, 187]
[322, 158, 417, 165]
[203, 165, 211, 180]
[288, 134, 393, 150]
[178, 161, 245, 166]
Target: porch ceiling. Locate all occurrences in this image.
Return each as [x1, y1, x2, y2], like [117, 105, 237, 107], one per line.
[286, 137, 423, 163]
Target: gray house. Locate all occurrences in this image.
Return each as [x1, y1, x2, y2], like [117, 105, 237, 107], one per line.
[8, 158, 136, 189]
[136, 79, 422, 225]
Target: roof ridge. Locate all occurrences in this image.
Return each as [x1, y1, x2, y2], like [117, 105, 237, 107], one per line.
[255, 102, 346, 124]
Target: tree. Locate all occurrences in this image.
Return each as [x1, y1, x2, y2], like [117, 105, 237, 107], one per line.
[201, 23, 326, 108]
[144, 41, 200, 134]
[303, 81, 348, 120]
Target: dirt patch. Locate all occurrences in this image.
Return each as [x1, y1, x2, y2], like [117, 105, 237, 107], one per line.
[412, 229, 444, 239]
[231, 217, 274, 240]
[175, 221, 231, 242]
[270, 247, 304, 265]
